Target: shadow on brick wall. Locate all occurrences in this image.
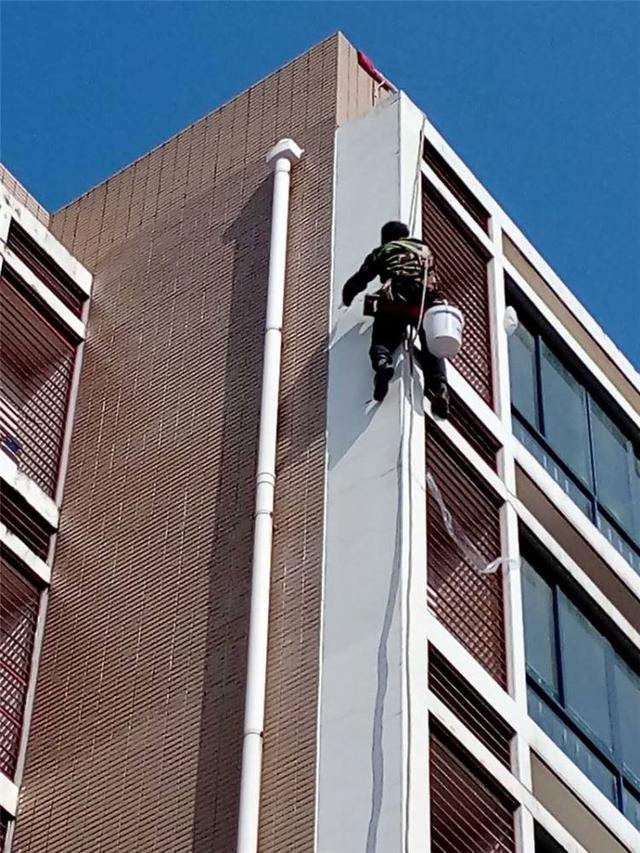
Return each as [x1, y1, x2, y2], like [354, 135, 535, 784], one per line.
[192, 177, 272, 852]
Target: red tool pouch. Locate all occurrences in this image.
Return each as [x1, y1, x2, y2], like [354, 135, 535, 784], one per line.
[363, 293, 421, 322]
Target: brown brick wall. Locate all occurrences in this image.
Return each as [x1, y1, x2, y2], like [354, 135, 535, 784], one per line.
[13, 34, 376, 853]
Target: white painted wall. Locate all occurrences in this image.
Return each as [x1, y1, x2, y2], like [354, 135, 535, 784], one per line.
[316, 93, 429, 853]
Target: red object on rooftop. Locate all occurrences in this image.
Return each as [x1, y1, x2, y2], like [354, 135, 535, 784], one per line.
[357, 50, 396, 92]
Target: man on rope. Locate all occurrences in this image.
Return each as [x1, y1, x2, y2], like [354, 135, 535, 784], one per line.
[342, 220, 450, 417]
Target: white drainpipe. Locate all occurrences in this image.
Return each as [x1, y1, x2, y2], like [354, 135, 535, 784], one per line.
[236, 137, 303, 853]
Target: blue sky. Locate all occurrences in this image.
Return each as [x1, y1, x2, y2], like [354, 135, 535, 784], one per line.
[2, 2, 639, 366]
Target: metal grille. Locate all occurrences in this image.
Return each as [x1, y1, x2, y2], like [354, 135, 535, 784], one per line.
[0, 484, 53, 561]
[448, 387, 501, 471]
[0, 267, 77, 496]
[430, 729, 516, 853]
[423, 179, 493, 406]
[0, 549, 40, 778]
[426, 427, 507, 686]
[7, 220, 86, 317]
[429, 645, 513, 767]
[423, 140, 489, 232]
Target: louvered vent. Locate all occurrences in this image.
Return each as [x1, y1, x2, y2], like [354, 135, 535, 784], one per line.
[7, 220, 86, 317]
[448, 387, 501, 472]
[422, 179, 493, 406]
[430, 728, 516, 853]
[426, 427, 507, 687]
[429, 645, 513, 767]
[0, 549, 40, 778]
[423, 140, 489, 233]
[0, 484, 53, 561]
[0, 268, 77, 495]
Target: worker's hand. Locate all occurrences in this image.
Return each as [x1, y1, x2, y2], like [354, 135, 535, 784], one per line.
[426, 271, 440, 291]
[341, 287, 354, 308]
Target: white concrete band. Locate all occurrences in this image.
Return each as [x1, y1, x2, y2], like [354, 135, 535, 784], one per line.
[0, 772, 18, 817]
[0, 454, 59, 529]
[0, 524, 50, 585]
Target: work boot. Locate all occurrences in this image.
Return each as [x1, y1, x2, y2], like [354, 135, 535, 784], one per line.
[430, 382, 450, 419]
[373, 364, 394, 402]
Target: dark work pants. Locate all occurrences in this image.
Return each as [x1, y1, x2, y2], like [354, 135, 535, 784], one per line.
[369, 313, 446, 393]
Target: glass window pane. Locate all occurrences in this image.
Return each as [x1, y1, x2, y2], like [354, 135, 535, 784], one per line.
[590, 400, 634, 535]
[528, 686, 617, 803]
[509, 322, 539, 427]
[614, 656, 640, 781]
[540, 343, 591, 486]
[596, 512, 640, 576]
[515, 421, 593, 518]
[558, 595, 613, 749]
[623, 786, 640, 831]
[521, 559, 558, 693]
[534, 825, 568, 853]
[632, 453, 640, 544]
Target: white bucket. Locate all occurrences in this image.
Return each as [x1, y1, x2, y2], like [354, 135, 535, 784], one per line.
[423, 303, 464, 359]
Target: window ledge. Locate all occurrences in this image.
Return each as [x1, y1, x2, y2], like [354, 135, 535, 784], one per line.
[529, 721, 640, 851]
[0, 773, 18, 818]
[0, 455, 59, 528]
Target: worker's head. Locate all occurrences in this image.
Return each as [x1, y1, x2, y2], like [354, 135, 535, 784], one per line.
[381, 221, 410, 244]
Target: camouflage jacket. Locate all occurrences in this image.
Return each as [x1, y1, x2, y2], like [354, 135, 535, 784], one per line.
[342, 238, 440, 307]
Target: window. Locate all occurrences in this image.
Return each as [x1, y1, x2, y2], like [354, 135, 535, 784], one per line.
[423, 139, 490, 233]
[0, 267, 77, 495]
[428, 645, 514, 767]
[558, 596, 613, 748]
[521, 567, 558, 694]
[590, 400, 636, 537]
[614, 658, 640, 781]
[521, 550, 640, 828]
[539, 343, 591, 487]
[623, 786, 640, 831]
[535, 823, 567, 853]
[0, 549, 40, 779]
[0, 484, 53, 561]
[426, 429, 506, 686]
[508, 296, 640, 573]
[509, 323, 538, 428]
[423, 180, 493, 405]
[430, 729, 516, 853]
[7, 219, 86, 317]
